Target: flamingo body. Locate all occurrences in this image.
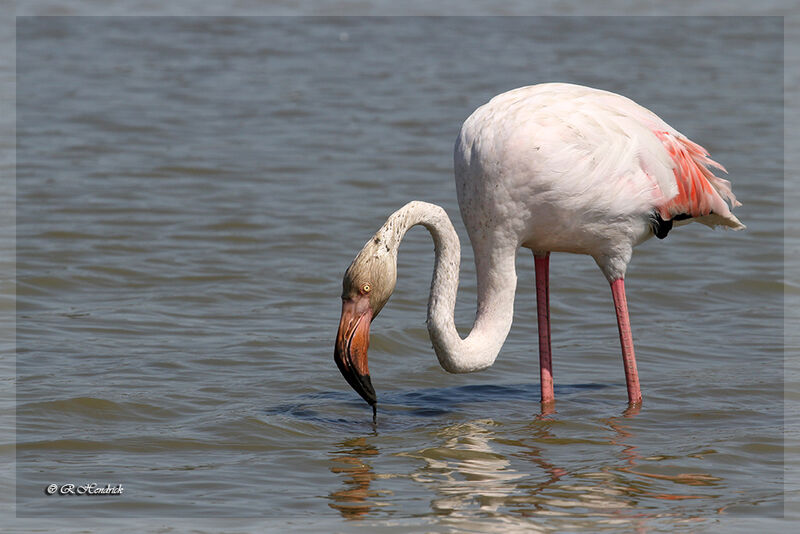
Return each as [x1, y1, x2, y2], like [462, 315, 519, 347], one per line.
[334, 83, 744, 413]
[455, 83, 742, 281]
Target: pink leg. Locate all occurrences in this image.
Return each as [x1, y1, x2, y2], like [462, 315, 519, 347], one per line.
[534, 253, 554, 404]
[610, 278, 642, 404]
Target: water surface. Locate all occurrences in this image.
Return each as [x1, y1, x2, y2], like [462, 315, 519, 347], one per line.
[15, 16, 784, 531]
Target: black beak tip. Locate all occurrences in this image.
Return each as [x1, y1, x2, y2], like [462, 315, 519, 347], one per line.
[335, 355, 377, 407]
[356, 372, 377, 407]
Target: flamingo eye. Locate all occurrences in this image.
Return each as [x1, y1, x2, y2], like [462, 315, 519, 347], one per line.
[362, 283, 371, 294]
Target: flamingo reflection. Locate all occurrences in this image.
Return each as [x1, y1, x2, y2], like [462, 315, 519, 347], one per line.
[326, 405, 724, 528]
[602, 406, 722, 526]
[328, 437, 380, 519]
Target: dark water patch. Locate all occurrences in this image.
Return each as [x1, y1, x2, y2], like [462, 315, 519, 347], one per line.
[152, 165, 223, 176]
[17, 436, 293, 454]
[18, 396, 178, 423]
[268, 382, 617, 432]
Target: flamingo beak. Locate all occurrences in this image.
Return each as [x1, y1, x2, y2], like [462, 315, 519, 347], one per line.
[334, 295, 376, 407]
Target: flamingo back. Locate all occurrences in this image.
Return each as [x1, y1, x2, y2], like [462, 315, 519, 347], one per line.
[454, 83, 744, 260]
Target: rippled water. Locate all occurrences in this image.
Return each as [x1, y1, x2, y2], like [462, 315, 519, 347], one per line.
[14, 16, 785, 531]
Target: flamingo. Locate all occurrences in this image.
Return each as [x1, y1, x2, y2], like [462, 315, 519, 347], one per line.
[334, 83, 744, 416]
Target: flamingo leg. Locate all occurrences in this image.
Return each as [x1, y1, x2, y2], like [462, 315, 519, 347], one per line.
[610, 278, 642, 404]
[534, 252, 554, 404]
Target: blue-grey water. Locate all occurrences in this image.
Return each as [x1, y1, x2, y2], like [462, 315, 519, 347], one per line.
[14, 16, 785, 532]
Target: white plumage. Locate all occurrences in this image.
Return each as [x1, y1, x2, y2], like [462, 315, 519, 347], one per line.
[455, 83, 742, 280]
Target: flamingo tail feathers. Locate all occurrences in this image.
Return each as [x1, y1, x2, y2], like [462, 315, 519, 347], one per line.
[654, 131, 745, 230]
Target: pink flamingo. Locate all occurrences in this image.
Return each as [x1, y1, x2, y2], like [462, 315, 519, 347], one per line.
[334, 83, 744, 415]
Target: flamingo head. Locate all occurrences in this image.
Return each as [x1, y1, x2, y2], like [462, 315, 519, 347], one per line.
[334, 235, 397, 408]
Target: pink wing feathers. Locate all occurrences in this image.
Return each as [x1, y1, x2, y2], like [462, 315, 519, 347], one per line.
[571, 83, 744, 230]
[653, 130, 744, 229]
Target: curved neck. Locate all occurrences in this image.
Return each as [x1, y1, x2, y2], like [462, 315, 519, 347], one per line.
[380, 201, 517, 373]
